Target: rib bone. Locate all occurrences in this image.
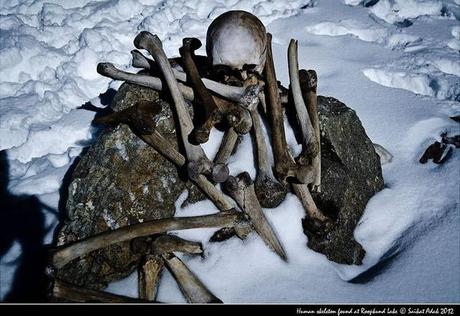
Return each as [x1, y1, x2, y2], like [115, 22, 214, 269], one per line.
[162, 253, 222, 303]
[224, 172, 287, 260]
[50, 210, 243, 269]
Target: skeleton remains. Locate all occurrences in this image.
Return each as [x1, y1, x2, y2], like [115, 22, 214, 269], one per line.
[49, 10, 337, 303]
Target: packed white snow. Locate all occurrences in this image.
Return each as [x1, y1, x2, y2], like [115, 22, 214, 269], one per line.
[1, 0, 459, 302]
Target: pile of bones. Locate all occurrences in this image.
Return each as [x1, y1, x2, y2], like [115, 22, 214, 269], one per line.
[48, 11, 335, 303]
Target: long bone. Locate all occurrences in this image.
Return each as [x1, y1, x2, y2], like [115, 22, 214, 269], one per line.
[179, 37, 224, 145]
[264, 33, 297, 183]
[133, 31, 217, 183]
[50, 279, 151, 303]
[162, 253, 222, 303]
[94, 103, 234, 210]
[224, 172, 287, 260]
[249, 100, 287, 208]
[299, 69, 321, 191]
[288, 40, 318, 181]
[138, 255, 163, 301]
[214, 127, 239, 166]
[50, 210, 244, 270]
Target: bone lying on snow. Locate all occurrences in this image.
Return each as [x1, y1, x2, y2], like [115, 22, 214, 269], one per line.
[162, 253, 223, 303]
[50, 210, 243, 270]
[224, 172, 287, 261]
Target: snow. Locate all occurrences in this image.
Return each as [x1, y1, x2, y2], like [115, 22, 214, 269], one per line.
[1, 0, 459, 303]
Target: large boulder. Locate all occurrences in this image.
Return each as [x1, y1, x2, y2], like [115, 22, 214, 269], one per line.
[306, 96, 384, 265]
[54, 85, 383, 290]
[55, 83, 194, 289]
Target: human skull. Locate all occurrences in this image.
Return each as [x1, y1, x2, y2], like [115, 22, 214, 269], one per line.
[206, 11, 267, 75]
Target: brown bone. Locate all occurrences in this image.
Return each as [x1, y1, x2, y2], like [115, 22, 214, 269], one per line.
[162, 253, 222, 303]
[224, 172, 287, 260]
[50, 279, 151, 303]
[138, 255, 163, 302]
[180, 38, 223, 145]
[264, 33, 297, 183]
[50, 210, 244, 270]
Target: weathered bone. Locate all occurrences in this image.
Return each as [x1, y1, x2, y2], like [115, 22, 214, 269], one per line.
[138, 255, 163, 301]
[134, 31, 215, 182]
[264, 33, 297, 183]
[299, 69, 321, 191]
[97, 62, 195, 100]
[224, 172, 287, 260]
[292, 183, 329, 223]
[249, 102, 287, 208]
[214, 127, 239, 166]
[288, 40, 318, 175]
[151, 234, 203, 255]
[50, 210, 243, 269]
[50, 279, 150, 303]
[162, 253, 222, 303]
[180, 37, 224, 145]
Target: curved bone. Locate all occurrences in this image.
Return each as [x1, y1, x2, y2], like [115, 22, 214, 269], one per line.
[264, 33, 297, 183]
[50, 210, 243, 269]
[134, 31, 214, 182]
[138, 255, 163, 302]
[180, 37, 223, 145]
[288, 40, 318, 173]
[249, 103, 287, 208]
[299, 69, 321, 191]
[224, 172, 287, 260]
[162, 253, 222, 303]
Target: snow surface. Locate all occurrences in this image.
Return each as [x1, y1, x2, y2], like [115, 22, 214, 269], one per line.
[1, 0, 459, 303]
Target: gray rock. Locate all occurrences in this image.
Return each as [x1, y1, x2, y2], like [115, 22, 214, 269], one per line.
[55, 83, 194, 290]
[306, 96, 384, 265]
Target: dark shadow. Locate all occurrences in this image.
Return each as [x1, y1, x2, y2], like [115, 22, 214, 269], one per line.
[55, 88, 117, 234]
[349, 245, 401, 283]
[0, 88, 118, 302]
[0, 150, 54, 302]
